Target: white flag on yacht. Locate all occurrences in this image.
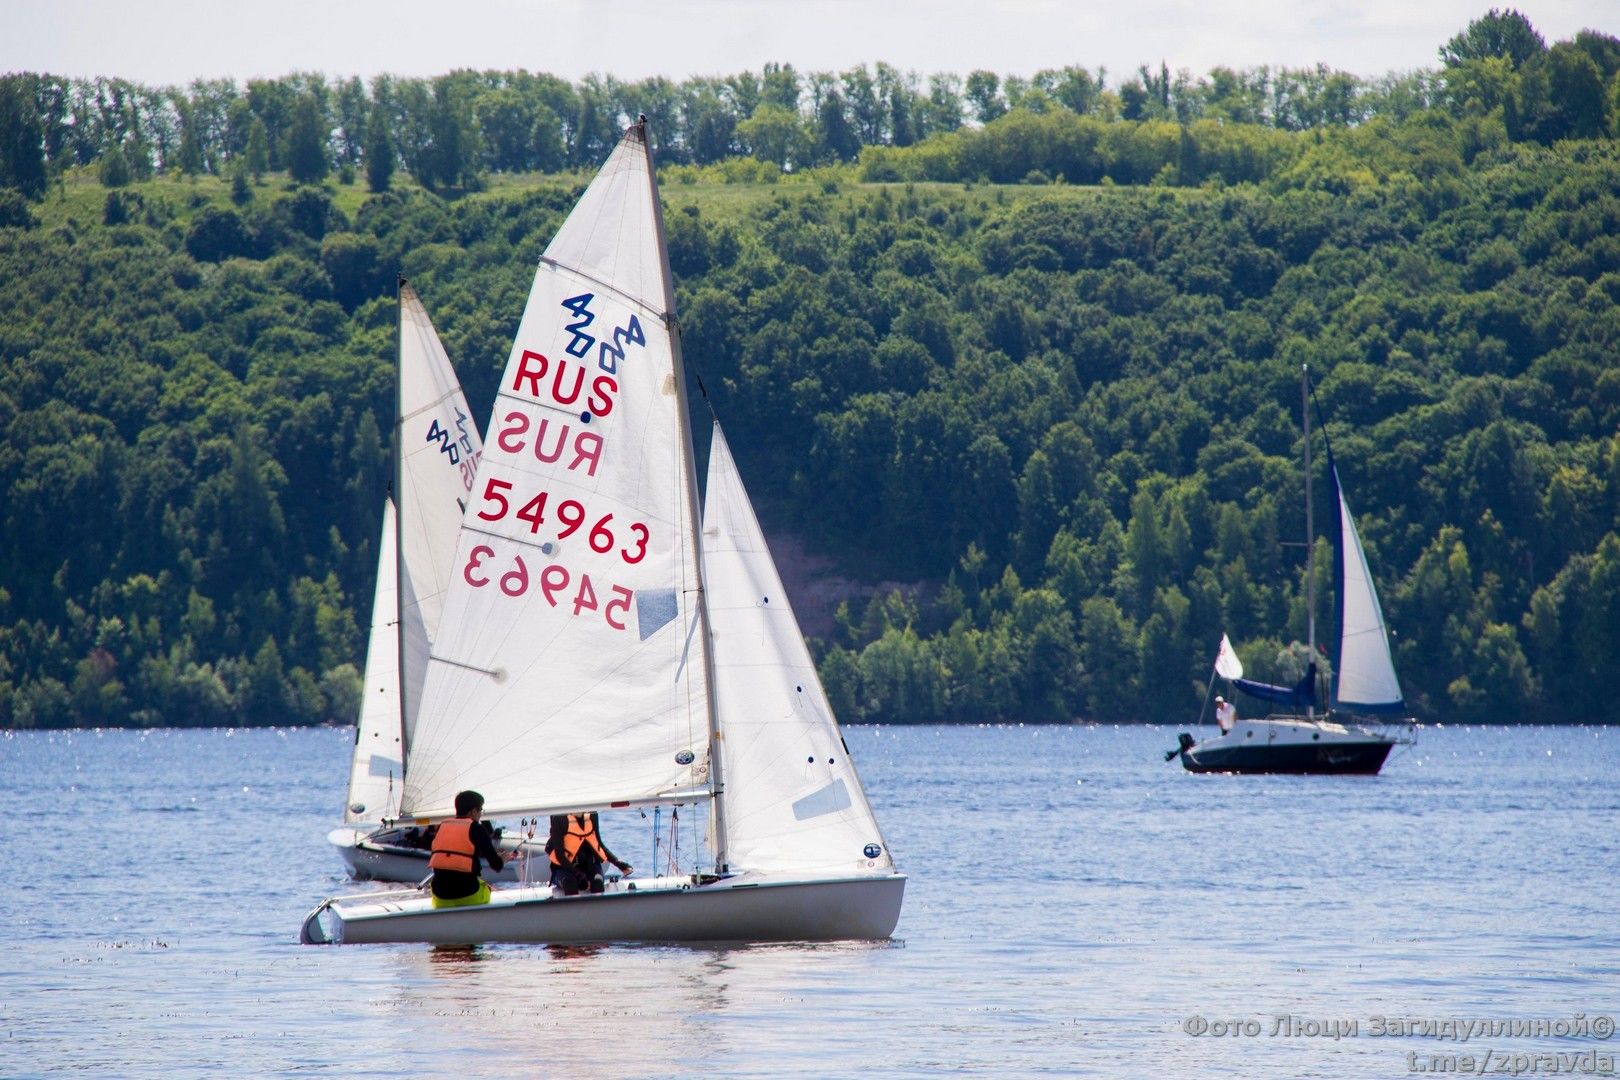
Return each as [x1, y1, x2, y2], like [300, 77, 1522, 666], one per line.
[1213, 633, 1244, 680]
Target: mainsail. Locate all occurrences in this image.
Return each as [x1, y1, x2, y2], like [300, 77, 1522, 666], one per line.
[1329, 464, 1405, 714]
[400, 124, 713, 822]
[704, 424, 893, 876]
[395, 281, 485, 749]
[344, 498, 403, 823]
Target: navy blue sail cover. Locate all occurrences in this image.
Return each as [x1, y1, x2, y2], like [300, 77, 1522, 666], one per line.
[1234, 662, 1318, 711]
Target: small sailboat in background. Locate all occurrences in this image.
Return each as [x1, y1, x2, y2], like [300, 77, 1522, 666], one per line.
[1171, 366, 1415, 775]
[329, 280, 544, 882]
[301, 120, 903, 945]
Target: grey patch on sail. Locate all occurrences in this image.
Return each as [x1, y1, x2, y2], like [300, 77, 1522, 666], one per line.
[637, 588, 678, 640]
[792, 778, 852, 821]
[367, 756, 401, 778]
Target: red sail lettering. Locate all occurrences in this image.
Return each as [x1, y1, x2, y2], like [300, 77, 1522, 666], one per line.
[551, 361, 586, 405]
[588, 376, 618, 417]
[496, 410, 530, 453]
[532, 417, 570, 464]
[512, 350, 548, 397]
[571, 432, 602, 477]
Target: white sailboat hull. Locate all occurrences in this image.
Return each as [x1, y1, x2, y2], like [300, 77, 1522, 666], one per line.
[327, 827, 548, 885]
[1175, 717, 1414, 775]
[302, 872, 906, 945]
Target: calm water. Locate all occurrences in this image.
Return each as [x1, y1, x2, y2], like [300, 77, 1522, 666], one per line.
[4, 724, 1617, 1078]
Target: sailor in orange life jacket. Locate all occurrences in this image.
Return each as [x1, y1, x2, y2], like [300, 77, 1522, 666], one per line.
[428, 789, 506, 908]
[546, 812, 632, 895]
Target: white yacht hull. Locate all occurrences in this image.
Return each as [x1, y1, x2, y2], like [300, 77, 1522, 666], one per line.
[301, 871, 906, 946]
[327, 826, 548, 885]
[1174, 717, 1413, 775]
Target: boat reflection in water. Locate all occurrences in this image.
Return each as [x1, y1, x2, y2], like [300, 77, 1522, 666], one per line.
[379, 937, 897, 1074]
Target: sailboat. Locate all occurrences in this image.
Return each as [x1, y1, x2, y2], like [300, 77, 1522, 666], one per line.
[300, 120, 904, 944]
[329, 281, 546, 882]
[1171, 365, 1416, 775]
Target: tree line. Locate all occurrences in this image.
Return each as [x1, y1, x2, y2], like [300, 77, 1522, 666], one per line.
[4, 9, 1618, 204]
[1, 11, 1618, 728]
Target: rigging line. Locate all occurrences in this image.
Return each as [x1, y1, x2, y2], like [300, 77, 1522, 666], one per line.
[1307, 379, 1340, 471]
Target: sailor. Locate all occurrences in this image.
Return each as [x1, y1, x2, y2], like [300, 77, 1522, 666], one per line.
[547, 811, 632, 896]
[1215, 695, 1236, 734]
[428, 789, 506, 908]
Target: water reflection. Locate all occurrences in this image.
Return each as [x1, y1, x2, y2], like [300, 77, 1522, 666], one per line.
[372, 938, 902, 1077]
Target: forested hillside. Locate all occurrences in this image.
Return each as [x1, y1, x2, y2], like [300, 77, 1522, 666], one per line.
[2, 12, 1618, 727]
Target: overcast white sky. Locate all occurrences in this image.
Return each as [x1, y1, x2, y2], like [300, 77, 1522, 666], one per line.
[3, 0, 1614, 88]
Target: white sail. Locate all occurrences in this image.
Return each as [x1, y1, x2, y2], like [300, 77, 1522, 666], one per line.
[344, 499, 403, 823]
[396, 281, 485, 746]
[400, 125, 712, 822]
[704, 425, 893, 876]
[1331, 467, 1405, 713]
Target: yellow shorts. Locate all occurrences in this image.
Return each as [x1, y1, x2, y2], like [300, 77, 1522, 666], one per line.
[431, 881, 492, 908]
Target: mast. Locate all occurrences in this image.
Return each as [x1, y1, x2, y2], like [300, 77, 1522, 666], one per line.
[1302, 364, 1315, 720]
[392, 276, 410, 785]
[640, 118, 728, 872]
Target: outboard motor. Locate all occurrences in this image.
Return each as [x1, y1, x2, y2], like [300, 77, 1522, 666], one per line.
[1164, 732, 1197, 762]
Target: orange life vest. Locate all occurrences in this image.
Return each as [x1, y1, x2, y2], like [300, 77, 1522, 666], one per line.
[549, 813, 607, 867]
[429, 818, 477, 873]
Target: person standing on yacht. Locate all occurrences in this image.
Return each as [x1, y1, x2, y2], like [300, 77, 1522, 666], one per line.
[1215, 696, 1236, 734]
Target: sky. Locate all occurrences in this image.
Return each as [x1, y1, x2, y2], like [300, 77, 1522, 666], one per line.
[2, 0, 1615, 89]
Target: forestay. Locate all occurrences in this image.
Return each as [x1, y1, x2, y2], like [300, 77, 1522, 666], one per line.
[704, 425, 893, 875]
[396, 281, 485, 747]
[400, 125, 712, 822]
[1329, 466, 1406, 715]
[344, 499, 403, 823]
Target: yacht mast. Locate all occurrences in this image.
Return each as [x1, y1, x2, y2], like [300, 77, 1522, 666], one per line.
[392, 277, 410, 781]
[1303, 364, 1315, 720]
[640, 118, 728, 872]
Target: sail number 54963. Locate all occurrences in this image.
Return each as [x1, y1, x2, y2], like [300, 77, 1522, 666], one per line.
[476, 477, 648, 564]
[462, 546, 633, 630]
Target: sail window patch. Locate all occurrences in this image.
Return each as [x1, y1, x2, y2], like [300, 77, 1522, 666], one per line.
[792, 778, 852, 821]
[367, 755, 400, 778]
[637, 588, 678, 640]
[675, 749, 695, 765]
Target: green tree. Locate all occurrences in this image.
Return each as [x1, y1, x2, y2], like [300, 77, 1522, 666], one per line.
[285, 94, 329, 184]
[420, 79, 478, 191]
[174, 96, 204, 176]
[737, 103, 808, 169]
[0, 75, 48, 198]
[1440, 9, 1547, 67]
[965, 70, 1007, 124]
[98, 144, 132, 187]
[244, 116, 269, 180]
[363, 98, 394, 192]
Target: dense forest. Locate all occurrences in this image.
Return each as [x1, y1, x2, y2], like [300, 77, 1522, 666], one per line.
[2, 11, 1619, 728]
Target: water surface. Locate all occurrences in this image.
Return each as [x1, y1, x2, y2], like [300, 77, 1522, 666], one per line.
[4, 724, 1616, 1077]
